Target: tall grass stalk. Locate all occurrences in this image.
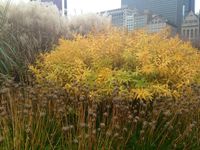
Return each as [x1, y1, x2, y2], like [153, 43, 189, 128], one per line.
[0, 80, 200, 149]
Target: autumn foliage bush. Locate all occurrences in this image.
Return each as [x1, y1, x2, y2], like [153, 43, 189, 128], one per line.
[30, 29, 200, 101]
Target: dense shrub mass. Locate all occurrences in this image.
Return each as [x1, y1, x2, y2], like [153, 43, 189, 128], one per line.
[31, 30, 200, 101]
[0, 1, 111, 79]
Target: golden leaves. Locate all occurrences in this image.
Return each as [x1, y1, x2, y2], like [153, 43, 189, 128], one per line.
[30, 29, 200, 101]
[131, 88, 153, 101]
[96, 68, 113, 84]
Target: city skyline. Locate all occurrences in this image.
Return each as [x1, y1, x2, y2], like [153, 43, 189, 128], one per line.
[11, 0, 200, 15]
[121, 0, 195, 31]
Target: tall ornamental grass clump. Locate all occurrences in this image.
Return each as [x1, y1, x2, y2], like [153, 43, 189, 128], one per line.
[68, 13, 111, 35]
[0, 1, 68, 78]
[0, 0, 12, 76]
[0, 1, 111, 79]
[31, 29, 200, 101]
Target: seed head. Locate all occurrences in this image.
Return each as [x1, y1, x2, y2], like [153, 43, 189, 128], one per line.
[0, 88, 9, 94]
[189, 123, 195, 128]
[100, 123, 105, 128]
[79, 123, 86, 128]
[69, 125, 74, 129]
[0, 111, 7, 117]
[135, 116, 140, 120]
[114, 124, 120, 130]
[114, 133, 119, 138]
[113, 116, 118, 120]
[106, 130, 112, 136]
[103, 112, 109, 117]
[140, 111, 145, 115]
[73, 139, 78, 144]
[92, 113, 97, 118]
[0, 136, 3, 144]
[128, 115, 133, 120]
[92, 130, 96, 135]
[39, 112, 46, 117]
[140, 130, 145, 136]
[25, 104, 32, 109]
[0, 107, 5, 111]
[62, 126, 70, 132]
[85, 134, 89, 139]
[123, 128, 128, 132]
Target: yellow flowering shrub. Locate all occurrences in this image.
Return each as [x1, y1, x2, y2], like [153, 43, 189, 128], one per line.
[30, 29, 200, 101]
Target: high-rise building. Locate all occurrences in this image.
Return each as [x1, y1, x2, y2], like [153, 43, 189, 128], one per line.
[41, 0, 67, 16]
[100, 7, 137, 30]
[133, 10, 152, 30]
[188, 0, 195, 13]
[121, 0, 195, 31]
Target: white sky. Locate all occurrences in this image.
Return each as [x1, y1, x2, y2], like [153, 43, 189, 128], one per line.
[67, 0, 121, 15]
[68, 0, 200, 15]
[8, 0, 200, 15]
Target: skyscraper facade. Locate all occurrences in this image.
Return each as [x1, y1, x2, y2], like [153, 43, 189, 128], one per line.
[188, 0, 195, 12]
[121, 0, 195, 31]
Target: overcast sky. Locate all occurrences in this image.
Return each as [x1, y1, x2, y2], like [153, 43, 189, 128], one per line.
[67, 0, 121, 15]
[10, 0, 200, 15]
[68, 0, 200, 15]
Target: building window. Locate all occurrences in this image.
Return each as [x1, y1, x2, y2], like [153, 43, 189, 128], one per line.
[191, 29, 193, 38]
[195, 29, 198, 37]
[183, 29, 185, 36]
[187, 29, 189, 38]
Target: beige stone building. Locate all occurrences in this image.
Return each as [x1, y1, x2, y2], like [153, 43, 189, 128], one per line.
[181, 11, 200, 42]
[147, 15, 177, 35]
